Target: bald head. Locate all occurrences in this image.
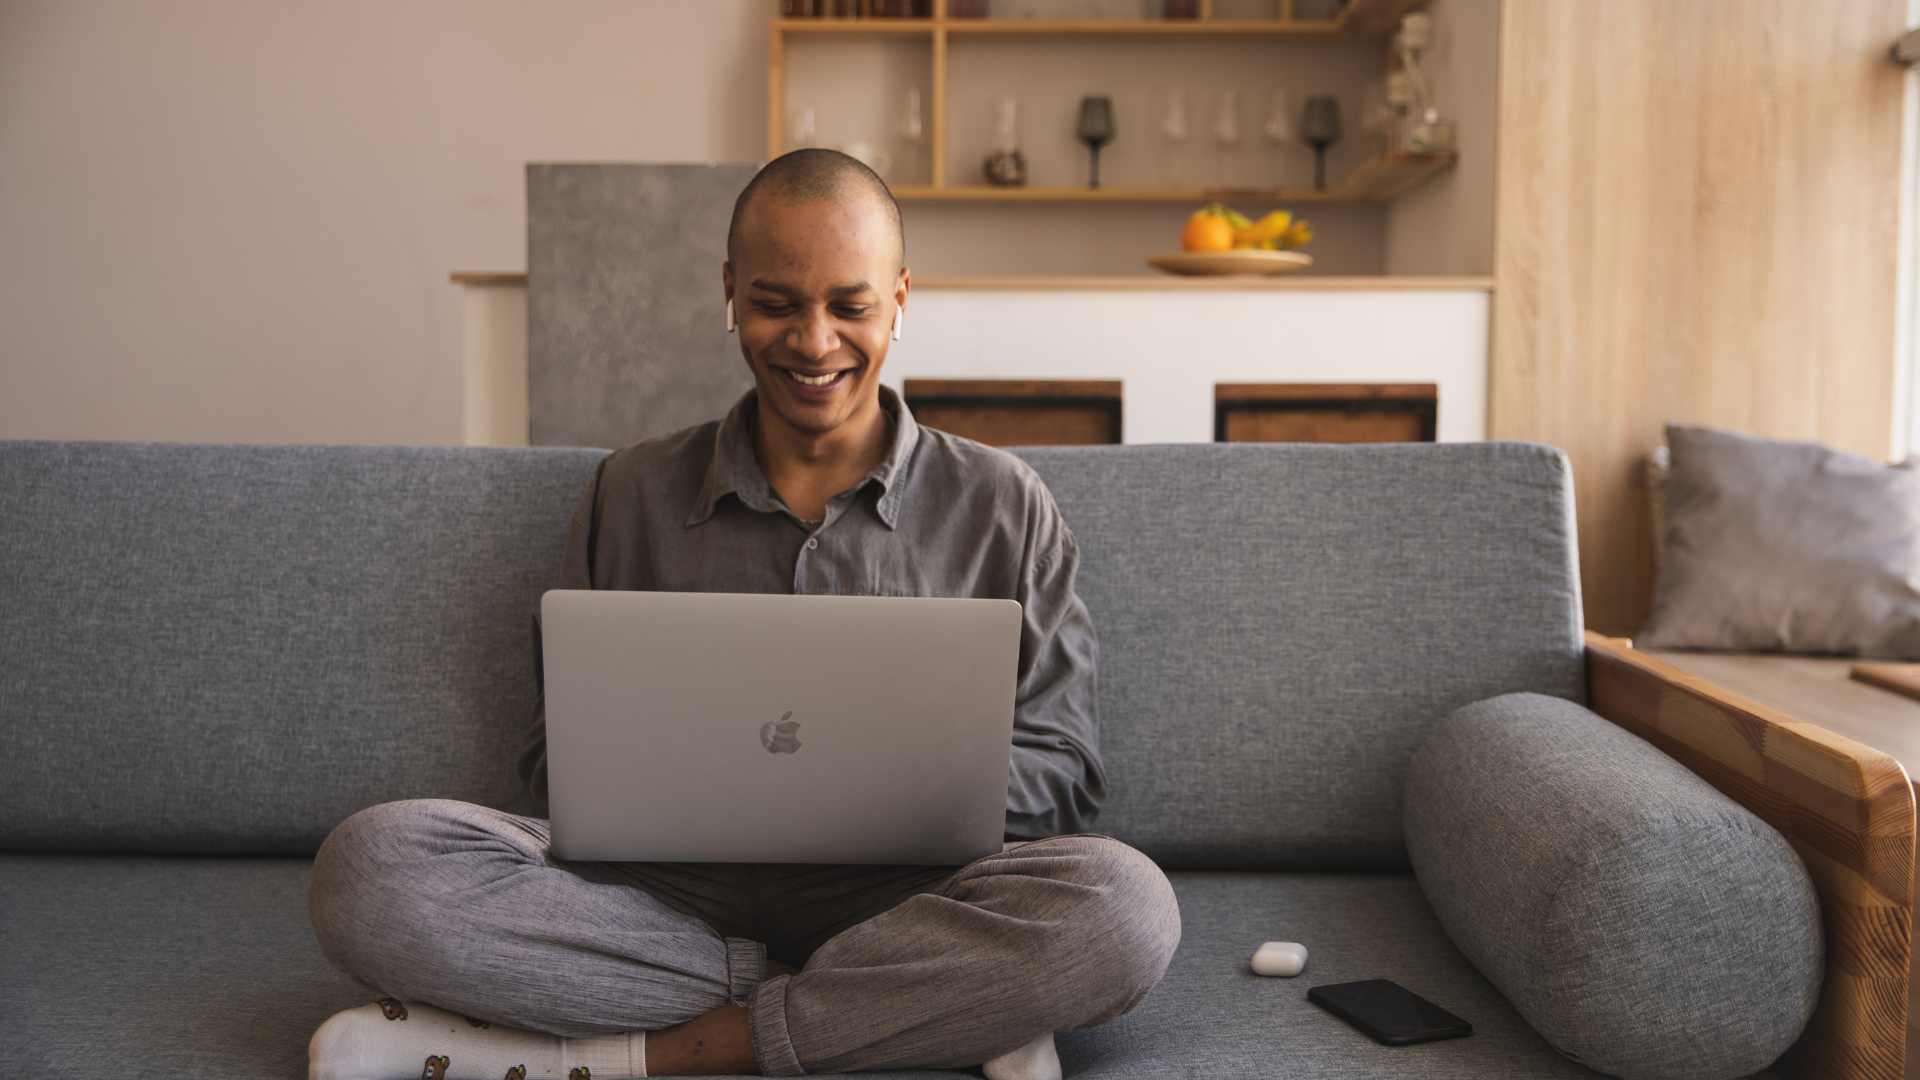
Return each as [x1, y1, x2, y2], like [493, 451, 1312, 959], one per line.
[726, 148, 905, 270]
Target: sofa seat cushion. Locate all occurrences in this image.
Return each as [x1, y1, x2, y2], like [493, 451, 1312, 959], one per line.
[1403, 692, 1821, 1080]
[1056, 870, 1720, 1078]
[0, 855, 367, 1076]
[2, 853, 1785, 1078]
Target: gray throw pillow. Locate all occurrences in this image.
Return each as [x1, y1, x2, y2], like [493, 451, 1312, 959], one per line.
[1405, 692, 1823, 1080]
[1637, 422, 1920, 658]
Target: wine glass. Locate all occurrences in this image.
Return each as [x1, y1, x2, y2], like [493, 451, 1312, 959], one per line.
[1212, 89, 1243, 189]
[1158, 87, 1190, 187]
[993, 94, 1020, 155]
[1263, 87, 1293, 189]
[1300, 95, 1341, 191]
[788, 105, 818, 152]
[902, 88, 925, 146]
[1077, 95, 1115, 189]
[1358, 84, 1393, 158]
[901, 87, 925, 181]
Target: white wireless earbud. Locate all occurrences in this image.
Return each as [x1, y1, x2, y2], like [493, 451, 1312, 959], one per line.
[726, 299, 737, 333]
[891, 308, 903, 342]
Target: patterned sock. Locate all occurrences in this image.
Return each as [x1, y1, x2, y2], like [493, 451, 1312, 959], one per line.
[981, 1031, 1061, 1080]
[309, 998, 646, 1080]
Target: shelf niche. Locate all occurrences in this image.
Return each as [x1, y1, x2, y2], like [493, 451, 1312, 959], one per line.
[773, 0, 1448, 204]
[770, 0, 1454, 274]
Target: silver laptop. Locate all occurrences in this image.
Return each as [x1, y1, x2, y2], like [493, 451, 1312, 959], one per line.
[539, 589, 1022, 865]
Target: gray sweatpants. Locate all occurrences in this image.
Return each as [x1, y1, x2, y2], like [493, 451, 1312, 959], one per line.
[308, 799, 1181, 1076]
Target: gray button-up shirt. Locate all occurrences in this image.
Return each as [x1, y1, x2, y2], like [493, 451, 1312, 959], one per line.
[518, 382, 1106, 840]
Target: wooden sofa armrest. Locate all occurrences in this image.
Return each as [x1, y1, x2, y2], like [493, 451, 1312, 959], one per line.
[1584, 631, 1914, 1080]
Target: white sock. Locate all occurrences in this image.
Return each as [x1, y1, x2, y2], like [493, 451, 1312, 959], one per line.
[981, 1031, 1061, 1080]
[309, 998, 646, 1080]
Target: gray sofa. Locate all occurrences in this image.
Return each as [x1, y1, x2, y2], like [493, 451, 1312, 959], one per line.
[0, 438, 1864, 1079]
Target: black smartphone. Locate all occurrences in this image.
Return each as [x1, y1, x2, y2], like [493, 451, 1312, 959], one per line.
[1307, 979, 1473, 1046]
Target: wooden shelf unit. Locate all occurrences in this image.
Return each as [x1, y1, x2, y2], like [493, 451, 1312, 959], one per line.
[769, 0, 1446, 206]
[772, 0, 1427, 37]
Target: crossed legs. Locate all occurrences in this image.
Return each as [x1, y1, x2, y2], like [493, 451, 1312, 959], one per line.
[309, 798, 1181, 1076]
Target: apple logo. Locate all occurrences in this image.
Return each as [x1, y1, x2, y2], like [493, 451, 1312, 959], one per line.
[761, 710, 803, 754]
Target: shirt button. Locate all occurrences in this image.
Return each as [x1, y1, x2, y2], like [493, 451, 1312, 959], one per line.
[806, 537, 819, 549]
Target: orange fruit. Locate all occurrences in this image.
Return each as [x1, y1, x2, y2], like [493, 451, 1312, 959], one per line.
[1181, 212, 1235, 253]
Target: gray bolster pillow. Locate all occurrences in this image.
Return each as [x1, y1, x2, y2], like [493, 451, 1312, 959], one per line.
[1403, 691, 1823, 1080]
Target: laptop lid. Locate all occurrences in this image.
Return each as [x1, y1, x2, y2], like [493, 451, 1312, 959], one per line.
[539, 589, 1022, 865]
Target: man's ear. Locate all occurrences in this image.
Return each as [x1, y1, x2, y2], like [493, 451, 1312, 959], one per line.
[894, 266, 910, 316]
[722, 260, 735, 304]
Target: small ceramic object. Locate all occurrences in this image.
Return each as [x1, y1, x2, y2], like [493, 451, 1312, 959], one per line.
[1251, 941, 1308, 977]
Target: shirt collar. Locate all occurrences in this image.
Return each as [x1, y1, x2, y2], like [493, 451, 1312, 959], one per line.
[684, 381, 921, 531]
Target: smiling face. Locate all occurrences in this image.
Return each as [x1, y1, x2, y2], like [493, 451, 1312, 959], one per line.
[723, 189, 907, 440]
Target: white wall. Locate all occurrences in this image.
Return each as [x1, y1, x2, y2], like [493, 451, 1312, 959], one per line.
[1383, 0, 1499, 276]
[0, 0, 768, 445]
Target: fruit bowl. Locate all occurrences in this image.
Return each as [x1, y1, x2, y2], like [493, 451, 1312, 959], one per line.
[1147, 250, 1314, 276]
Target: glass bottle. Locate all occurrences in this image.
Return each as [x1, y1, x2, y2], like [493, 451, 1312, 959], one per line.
[983, 96, 1028, 186]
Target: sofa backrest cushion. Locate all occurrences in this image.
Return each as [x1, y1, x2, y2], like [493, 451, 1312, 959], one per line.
[0, 441, 604, 855]
[1010, 442, 1585, 869]
[3, 439, 1585, 866]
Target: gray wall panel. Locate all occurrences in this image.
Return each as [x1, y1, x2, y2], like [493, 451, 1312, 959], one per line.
[528, 163, 761, 448]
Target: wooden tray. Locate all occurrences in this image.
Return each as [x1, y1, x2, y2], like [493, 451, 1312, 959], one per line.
[1147, 250, 1313, 276]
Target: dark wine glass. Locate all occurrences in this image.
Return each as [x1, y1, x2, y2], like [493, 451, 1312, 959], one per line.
[1301, 95, 1342, 191]
[1077, 95, 1115, 189]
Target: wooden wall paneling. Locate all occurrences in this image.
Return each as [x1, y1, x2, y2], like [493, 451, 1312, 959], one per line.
[1489, 0, 1906, 635]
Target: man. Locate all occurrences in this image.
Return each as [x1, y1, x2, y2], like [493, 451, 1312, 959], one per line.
[306, 149, 1181, 1080]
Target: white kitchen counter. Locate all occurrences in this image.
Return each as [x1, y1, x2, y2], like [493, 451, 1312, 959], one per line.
[449, 274, 1492, 446]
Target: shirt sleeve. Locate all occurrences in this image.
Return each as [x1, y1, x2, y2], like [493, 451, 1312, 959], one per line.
[1005, 473, 1108, 840]
[516, 456, 605, 813]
